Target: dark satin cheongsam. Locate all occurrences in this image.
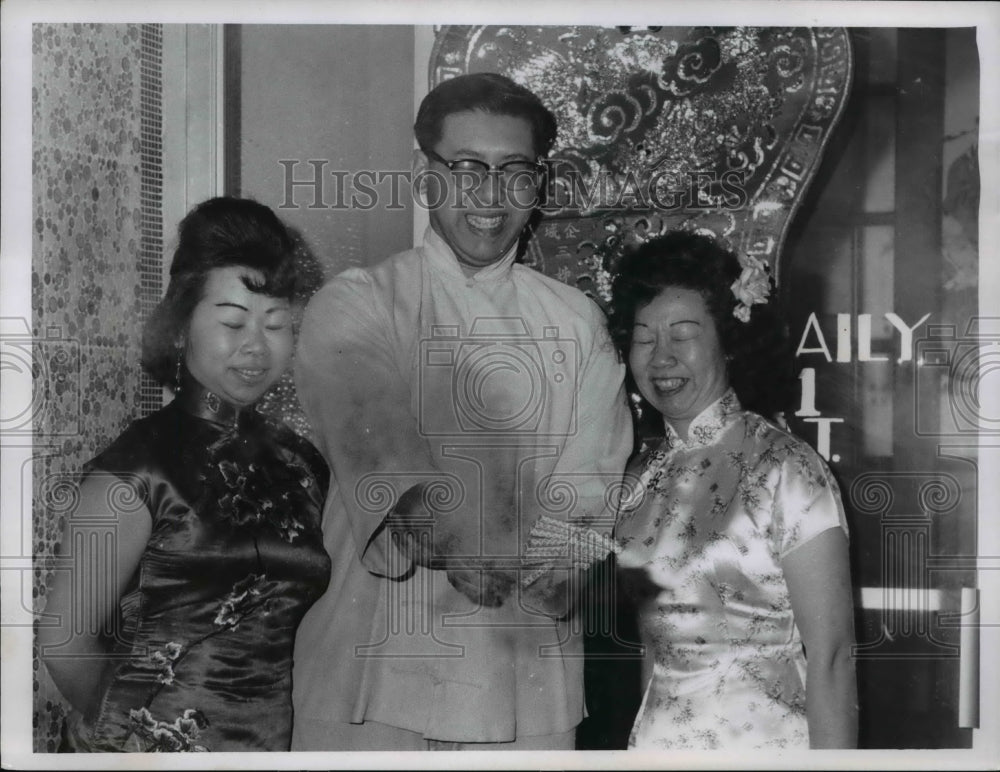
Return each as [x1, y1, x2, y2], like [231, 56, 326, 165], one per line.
[65, 385, 331, 752]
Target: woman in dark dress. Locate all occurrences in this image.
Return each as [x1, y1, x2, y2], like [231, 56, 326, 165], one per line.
[41, 197, 331, 752]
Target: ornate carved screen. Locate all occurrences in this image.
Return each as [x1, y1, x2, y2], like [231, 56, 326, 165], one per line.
[429, 26, 853, 302]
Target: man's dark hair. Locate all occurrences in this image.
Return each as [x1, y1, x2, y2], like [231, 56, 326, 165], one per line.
[415, 72, 558, 157]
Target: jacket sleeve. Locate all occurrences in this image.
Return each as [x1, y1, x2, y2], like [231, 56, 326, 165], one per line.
[547, 302, 633, 528]
[294, 269, 442, 578]
[519, 301, 634, 606]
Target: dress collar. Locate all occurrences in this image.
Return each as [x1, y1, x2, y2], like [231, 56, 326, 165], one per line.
[174, 370, 249, 429]
[663, 389, 742, 450]
[420, 225, 518, 284]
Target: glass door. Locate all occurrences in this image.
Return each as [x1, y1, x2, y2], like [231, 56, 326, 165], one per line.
[783, 27, 980, 749]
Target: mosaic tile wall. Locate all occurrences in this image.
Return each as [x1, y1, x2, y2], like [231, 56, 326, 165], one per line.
[31, 23, 162, 752]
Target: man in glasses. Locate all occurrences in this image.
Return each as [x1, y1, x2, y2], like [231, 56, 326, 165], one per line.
[411, 79, 546, 274]
[291, 73, 632, 751]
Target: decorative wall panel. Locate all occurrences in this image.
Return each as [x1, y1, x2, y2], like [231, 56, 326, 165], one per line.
[430, 26, 853, 301]
[31, 23, 163, 751]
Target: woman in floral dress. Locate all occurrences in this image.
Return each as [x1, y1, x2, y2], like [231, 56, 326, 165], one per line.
[41, 197, 331, 751]
[607, 231, 857, 749]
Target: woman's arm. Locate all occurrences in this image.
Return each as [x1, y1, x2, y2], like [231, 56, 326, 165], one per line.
[38, 474, 151, 715]
[782, 526, 858, 748]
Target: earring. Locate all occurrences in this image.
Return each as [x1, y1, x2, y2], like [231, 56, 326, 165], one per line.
[174, 346, 184, 393]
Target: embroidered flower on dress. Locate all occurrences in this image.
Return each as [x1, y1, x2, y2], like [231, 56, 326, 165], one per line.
[147, 641, 184, 685]
[709, 495, 728, 519]
[128, 706, 209, 752]
[200, 451, 312, 543]
[691, 424, 718, 446]
[730, 253, 771, 323]
[214, 573, 275, 629]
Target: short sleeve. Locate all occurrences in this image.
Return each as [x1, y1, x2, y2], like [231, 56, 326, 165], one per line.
[772, 443, 849, 558]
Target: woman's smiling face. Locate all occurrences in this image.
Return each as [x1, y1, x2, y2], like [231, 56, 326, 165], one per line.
[184, 266, 293, 407]
[629, 286, 730, 438]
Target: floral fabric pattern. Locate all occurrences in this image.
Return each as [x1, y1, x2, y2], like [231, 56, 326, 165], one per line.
[62, 401, 331, 753]
[128, 707, 209, 752]
[139, 642, 184, 686]
[615, 390, 847, 749]
[214, 574, 279, 630]
[198, 418, 317, 543]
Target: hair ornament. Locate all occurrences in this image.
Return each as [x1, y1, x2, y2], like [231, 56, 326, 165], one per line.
[730, 252, 771, 323]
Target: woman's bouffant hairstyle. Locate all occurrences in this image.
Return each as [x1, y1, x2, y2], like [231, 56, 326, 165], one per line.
[141, 197, 297, 389]
[607, 230, 797, 420]
[414, 73, 558, 158]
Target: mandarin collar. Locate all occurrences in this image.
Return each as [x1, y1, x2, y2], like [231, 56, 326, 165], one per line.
[420, 225, 518, 284]
[663, 389, 742, 450]
[174, 370, 250, 429]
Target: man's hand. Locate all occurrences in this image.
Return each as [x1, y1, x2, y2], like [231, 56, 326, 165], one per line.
[388, 525, 435, 567]
[386, 484, 517, 606]
[444, 567, 516, 608]
[387, 529, 517, 607]
[386, 483, 448, 567]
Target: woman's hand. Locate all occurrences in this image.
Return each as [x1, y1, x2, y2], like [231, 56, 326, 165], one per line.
[38, 474, 151, 716]
[782, 526, 858, 748]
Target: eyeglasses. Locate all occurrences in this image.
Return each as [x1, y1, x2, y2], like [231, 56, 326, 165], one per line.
[423, 148, 544, 191]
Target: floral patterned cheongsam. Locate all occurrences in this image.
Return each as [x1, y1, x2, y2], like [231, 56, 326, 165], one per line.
[615, 390, 848, 750]
[62, 384, 331, 752]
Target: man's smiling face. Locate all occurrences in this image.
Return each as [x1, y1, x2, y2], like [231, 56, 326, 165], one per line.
[416, 109, 539, 275]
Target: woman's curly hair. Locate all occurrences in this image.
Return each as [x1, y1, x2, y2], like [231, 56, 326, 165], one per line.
[607, 230, 797, 422]
[141, 197, 297, 389]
